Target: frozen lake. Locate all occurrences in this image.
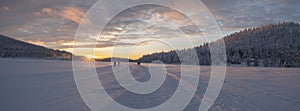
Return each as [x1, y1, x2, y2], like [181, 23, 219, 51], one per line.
[0, 59, 300, 111]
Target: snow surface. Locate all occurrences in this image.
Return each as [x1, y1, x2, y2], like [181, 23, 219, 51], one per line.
[0, 58, 300, 111]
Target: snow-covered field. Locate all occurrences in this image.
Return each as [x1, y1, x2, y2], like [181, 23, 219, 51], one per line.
[0, 58, 300, 111]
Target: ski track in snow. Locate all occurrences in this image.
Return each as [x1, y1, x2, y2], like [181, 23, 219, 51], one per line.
[0, 59, 300, 111]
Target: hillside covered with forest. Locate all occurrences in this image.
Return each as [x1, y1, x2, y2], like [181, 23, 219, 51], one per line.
[138, 22, 300, 67]
[0, 35, 72, 60]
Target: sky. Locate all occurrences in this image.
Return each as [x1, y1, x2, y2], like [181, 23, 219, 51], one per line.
[0, 0, 300, 59]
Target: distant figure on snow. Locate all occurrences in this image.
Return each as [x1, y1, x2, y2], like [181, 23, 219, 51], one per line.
[137, 62, 141, 65]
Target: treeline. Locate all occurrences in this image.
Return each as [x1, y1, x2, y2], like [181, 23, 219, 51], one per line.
[96, 57, 136, 62]
[138, 22, 300, 67]
[0, 35, 72, 60]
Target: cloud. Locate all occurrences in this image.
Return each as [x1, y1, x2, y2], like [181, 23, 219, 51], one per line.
[0, 6, 10, 13]
[179, 25, 202, 35]
[201, 0, 300, 33]
[27, 40, 45, 46]
[41, 8, 54, 15]
[49, 40, 135, 49]
[37, 6, 89, 24]
[3, 6, 9, 11]
[0, 0, 99, 51]
[59, 6, 89, 24]
[32, 12, 42, 16]
[99, 4, 200, 43]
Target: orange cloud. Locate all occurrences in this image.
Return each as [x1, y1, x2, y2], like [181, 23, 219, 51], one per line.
[27, 40, 45, 46]
[59, 6, 89, 24]
[41, 8, 54, 16]
[39, 6, 89, 24]
[162, 11, 187, 25]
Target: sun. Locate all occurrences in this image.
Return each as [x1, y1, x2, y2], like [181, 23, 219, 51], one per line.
[86, 54, 95, 59]
[84, 54, 96, 62]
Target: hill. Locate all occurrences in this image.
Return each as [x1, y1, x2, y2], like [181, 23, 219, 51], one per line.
[0, 34, 72, 60]
[138, 22, 300, 67]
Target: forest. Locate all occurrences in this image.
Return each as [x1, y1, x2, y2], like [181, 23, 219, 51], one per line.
[0, 35, 72, 60]
[139, 22, 300, 67]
